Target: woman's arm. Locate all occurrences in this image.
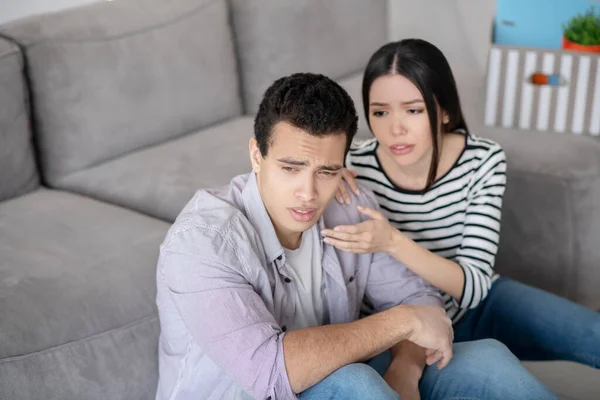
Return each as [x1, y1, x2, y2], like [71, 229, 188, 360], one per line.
[323, 206, 465, 299]
[324, 148, 507, 308]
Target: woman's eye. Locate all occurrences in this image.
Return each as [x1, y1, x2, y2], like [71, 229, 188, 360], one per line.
[408, 109, 424, 115]
[372, 110, 387, 117]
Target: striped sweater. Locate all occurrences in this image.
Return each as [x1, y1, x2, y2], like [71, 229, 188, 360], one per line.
[346, 134, 507, 324]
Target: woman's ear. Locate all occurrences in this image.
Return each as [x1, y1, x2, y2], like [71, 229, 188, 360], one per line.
[249, 137, 262, 173]
[442, 111, 450, 125]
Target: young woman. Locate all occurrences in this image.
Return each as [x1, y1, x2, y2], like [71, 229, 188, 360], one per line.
[322, 39, 600, 373]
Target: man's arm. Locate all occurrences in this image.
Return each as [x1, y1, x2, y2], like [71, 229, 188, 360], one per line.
[283, 305, 416, 393]
[161, 246, 448, 397]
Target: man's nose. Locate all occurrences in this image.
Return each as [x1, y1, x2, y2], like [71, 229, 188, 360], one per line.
[296, 176, 317, 202]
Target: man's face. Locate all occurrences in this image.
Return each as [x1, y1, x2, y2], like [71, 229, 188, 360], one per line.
[249, 121, 346, 249]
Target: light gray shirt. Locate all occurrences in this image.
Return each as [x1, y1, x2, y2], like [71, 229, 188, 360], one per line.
[155, 172, 442, 400]
[283, 225, 326, 331]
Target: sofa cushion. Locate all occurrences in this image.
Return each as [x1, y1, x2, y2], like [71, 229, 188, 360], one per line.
[524, 361, 600, 400]
[56, 117, 254, 222]
[0, 0, 242, 185]
[230, 0, 387, 113]
[0, 38, 38, 201]
[0, 189, 169, 399]
[483, 126, 600, 309]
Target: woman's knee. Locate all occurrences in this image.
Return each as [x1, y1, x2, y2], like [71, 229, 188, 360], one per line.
[420, 340, 558, 400]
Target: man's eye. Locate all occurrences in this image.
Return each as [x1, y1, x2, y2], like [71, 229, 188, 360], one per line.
[282, 166, 297, 172]
[319, 171, 337, 178]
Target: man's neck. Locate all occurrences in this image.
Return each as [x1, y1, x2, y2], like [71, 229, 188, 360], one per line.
[278, 229, 302, 250]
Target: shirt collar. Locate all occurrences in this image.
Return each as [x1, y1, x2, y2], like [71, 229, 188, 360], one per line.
[241, 172, 325, 264]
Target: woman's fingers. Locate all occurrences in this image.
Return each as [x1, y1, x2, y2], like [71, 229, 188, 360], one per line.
[342, 169, 360, 196]
[321, 230, 359, 242]
[321, 237, 368, 253]
[335, 188, 344, 204]
[335, 185, 351, 205]
[357, 205, 385, 220]
[322, 224, 360, 235]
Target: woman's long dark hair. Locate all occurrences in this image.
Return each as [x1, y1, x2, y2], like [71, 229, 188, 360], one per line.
[362, 39, 468, 192]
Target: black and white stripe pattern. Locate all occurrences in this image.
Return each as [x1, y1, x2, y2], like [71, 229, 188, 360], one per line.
[346, 136, 507, 324]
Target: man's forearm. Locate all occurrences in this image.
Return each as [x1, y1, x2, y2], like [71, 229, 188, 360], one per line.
[283, 305, 412, 393]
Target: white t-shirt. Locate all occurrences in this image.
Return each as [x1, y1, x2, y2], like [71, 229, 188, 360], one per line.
[283, 226, 327, 331]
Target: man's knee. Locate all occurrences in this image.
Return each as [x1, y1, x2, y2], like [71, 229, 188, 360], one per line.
[460, 338, 517, 365]
[328, 363, 385, 389]
[315, 363, 399, 399]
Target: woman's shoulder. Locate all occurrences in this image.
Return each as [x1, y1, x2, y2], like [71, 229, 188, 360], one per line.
[346, 137, 378, 165]
[349, 137, 378, 154]
[463, 133, 506, 168]
[465, 133, 503, 153]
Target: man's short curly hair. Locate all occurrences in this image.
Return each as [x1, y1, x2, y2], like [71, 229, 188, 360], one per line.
[254, 73, 358, 157]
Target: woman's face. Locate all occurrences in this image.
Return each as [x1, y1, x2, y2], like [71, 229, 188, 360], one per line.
[368, 74, 444, 169]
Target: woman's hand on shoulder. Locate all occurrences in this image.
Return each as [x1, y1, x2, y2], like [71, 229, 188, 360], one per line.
[321, 206, 398, 254]
[335, 168, 360, 205]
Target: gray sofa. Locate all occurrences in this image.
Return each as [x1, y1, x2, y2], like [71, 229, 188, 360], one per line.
[0, 0, 598, 399]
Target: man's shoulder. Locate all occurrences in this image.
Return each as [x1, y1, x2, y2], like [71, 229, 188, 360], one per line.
[322, 183, 380, 227]
[161, 174, 258, 257]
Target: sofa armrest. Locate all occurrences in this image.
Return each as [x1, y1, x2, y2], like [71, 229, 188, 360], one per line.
[483, 127, 600, 309]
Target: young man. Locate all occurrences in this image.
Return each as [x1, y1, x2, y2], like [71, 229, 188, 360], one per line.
[156, 73, 556, 400]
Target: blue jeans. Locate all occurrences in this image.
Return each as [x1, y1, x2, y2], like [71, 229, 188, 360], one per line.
[300, 339, 557, 399]
[454, 277, 600, 368]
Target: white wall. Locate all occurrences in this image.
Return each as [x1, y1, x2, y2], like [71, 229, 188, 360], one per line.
[0, 0, 100, 24]
[387, 0, 496, 74]
[386, 0, 497, 128]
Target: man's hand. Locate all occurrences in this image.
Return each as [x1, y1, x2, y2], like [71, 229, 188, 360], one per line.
[402, 305, 454, 369]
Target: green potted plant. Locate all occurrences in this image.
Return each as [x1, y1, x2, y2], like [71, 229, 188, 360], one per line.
[562, 7, 600, 53]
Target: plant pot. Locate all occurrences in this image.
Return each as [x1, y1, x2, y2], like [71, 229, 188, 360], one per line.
[562, 36, 600, 53]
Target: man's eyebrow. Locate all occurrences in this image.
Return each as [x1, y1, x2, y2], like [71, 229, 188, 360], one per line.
[276, 158, 342, 171]
[319, 164, 343, 172]
[276, 157, 308, 166]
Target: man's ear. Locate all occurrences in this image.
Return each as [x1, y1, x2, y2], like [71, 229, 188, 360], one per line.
[249, 137, 262, 173]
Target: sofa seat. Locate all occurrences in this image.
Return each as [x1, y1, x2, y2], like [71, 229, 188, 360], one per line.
[54, 116, 254, 222]
[524, 361, 599, 400]
[0, 189, 169, 399]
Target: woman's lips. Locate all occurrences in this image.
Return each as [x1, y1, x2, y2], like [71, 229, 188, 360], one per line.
[389, 144, 415, 155]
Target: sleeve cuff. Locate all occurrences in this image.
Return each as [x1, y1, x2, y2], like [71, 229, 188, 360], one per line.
[403, 294, 443, 308]
[274, 332, 299, 399]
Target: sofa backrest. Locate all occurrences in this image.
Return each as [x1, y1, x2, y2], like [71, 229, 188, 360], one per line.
[0, 37, 39, 201]
[229, 0, 388, 113]
[0, 0, 242, 185]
